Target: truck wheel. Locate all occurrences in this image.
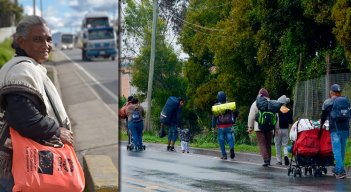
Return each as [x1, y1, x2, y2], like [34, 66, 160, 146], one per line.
[82, 50, 86, 61]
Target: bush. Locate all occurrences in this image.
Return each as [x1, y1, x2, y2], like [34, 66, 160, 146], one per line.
[234, 122, 251, 144]
[0, 38, 14, 67]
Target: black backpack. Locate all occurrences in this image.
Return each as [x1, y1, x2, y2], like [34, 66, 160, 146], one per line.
[255, 96, 278, 132]
[131, 108, 142, 122]
[256, 111, 277, 132]
[217, 110, 235, 125]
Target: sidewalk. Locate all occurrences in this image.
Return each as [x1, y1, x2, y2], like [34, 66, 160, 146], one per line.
[48, 50, 119, 191]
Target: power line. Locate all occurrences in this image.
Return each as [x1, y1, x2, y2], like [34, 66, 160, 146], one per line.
[172, 15, 230, 37]
[170, 12, 225, 32]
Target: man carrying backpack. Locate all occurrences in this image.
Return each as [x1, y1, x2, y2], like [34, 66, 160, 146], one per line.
[247, 88, 279, 166]
[320, 84, 350, 179]
[126, 98, 145, 151]
[160, 97, 185, 151]
[212, 91, 239, 160]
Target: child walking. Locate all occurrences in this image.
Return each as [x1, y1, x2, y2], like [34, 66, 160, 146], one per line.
[180, 128, 191, 153]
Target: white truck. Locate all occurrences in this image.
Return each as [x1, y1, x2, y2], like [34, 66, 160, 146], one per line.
[52, 32, 74, 50]
[80, 12, 117, 61]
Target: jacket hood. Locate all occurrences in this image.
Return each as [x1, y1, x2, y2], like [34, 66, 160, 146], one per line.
[278, 95, 290, 104]
[280, 105, 290, 113]
[217, 91, 226, 103]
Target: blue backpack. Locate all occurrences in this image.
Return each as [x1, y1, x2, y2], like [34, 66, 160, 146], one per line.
[132, 108, 142, 122]
[330, 96, 351, 122]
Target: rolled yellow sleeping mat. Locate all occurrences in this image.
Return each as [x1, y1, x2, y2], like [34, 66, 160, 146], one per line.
[212, 102, 236, 116]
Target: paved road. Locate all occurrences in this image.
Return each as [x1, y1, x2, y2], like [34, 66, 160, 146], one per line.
[121, 143, 351, 192]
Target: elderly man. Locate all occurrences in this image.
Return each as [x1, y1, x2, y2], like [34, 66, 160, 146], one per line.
[320, 84, 350, 179]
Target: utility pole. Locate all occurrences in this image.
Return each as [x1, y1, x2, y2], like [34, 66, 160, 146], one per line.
[40, 0, 43, 17]
[117, 0, 122, 85]
[145, 0, 158, 131]
[33, 0, 36, 16]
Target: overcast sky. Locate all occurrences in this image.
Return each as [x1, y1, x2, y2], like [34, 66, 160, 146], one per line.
[19, 0, 118, 34]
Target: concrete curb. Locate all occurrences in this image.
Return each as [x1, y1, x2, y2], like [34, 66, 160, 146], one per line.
[47, 60, 119, 191]
[84, 155, 119, 192]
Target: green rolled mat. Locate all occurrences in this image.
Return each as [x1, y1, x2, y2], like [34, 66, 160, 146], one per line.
[212, 102, 236, 116]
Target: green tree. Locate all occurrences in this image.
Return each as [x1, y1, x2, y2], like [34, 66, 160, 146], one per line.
[0, 0, 23, 27]
[332, 0, 351, 64]
[124, 0, 186, 130]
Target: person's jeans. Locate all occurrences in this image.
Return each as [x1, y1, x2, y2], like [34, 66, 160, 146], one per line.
[168, 125, 178, 142]
[217, 127, 234, 156]
[0, 175, 14, 192]
[330, 130, 349, 174]
[128, 121, 144, 147]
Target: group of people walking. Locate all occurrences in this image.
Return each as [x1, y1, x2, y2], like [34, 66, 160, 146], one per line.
[120, 84, 349, 180]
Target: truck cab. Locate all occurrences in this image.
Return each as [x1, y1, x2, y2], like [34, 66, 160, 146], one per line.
[82, 27, 117, 61]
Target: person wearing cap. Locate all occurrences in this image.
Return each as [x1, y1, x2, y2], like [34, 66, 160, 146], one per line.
[247, 88, 279, 166]
[320, 84, 350, 179]
[275, 95, 293, 166]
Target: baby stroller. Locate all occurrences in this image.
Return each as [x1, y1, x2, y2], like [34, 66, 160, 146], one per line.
[287, 119, 334, 177]
[126, 128, 146, 151]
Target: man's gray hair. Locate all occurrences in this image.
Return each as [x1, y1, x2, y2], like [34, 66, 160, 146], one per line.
[12, 15, 48, 55]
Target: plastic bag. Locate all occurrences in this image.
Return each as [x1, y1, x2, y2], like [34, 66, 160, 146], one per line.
[10, 128, 85, 192]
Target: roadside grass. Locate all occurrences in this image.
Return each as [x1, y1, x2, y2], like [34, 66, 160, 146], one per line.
[120, 128, 351, 167]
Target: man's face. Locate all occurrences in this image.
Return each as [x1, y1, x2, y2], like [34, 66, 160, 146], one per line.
[18, 24, 52, 64]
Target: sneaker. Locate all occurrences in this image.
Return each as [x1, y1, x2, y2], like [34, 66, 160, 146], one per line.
[170, 146, 176, 151]
[284, 156, 289, 166]
[182, 150, 185, 153]
[230, 148, 235, 159]
[262, 160, 270, 167]
[332, 168, 336, 175]
[167, 146, 171, 151]
[276, 162, 282, 165]
[221, 155, 227, 160]
[336, 173, 346, 179]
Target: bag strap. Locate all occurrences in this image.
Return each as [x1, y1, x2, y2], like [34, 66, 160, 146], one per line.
[44, 83, 63, 127]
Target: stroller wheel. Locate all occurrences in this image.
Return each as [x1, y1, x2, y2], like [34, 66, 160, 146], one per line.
[313, 168, 318, 177]
[293, 170, 297, 177]
[298, 170, 302, 177]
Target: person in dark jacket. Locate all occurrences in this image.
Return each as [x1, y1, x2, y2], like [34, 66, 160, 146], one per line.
[163, 98, 185, 151]
[0, 16, 73, 191]
[275, 95, 293, 166]
[320, 84, 350, 179]
[212, 91, 239, 160]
